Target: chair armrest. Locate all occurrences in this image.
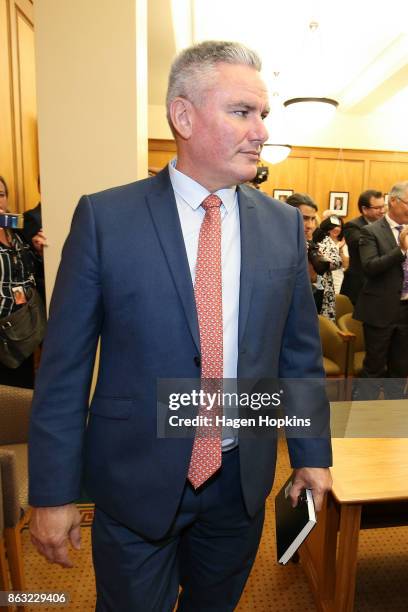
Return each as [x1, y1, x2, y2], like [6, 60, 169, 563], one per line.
[0, 385, 32, 445]
[337, 331, 356, 378]
[0, 450, 21, 528]
[337, 330, 356, 342]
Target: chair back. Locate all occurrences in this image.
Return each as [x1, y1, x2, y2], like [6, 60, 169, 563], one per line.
[318, 315, 348, 375]
[0, 386, 32, 445]
[335, 294, 353, 323]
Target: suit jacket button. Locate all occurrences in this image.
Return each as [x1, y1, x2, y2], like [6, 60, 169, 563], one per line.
[194, 356, 201, 367]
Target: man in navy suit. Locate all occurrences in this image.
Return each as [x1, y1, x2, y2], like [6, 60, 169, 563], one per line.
[29, 41, 332, 611]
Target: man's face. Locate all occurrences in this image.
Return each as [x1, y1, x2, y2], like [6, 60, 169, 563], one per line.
[362, 196, 385, 222]
[299, 204, 317, 240]
[177, 63, 269, 191]
[388, 189, 408, 225]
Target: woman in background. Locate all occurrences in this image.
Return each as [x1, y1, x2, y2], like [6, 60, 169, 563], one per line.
[0, 175, 45, 387]
[314, 216, 348, 320]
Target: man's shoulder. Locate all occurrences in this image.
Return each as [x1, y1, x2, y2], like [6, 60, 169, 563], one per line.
[344, 215, 365, 229]
[86, 167, 170, 208]
[360, 216, 387, 236]
[238, 184, 299, 219]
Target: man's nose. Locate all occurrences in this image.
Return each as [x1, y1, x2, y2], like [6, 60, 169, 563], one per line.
[250, 117, 269, 144]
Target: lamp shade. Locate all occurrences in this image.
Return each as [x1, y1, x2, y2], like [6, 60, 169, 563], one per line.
[283, 97, 338, 131]
[261, 144, 292, 164]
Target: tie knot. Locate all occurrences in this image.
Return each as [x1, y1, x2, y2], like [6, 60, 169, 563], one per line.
[202, 194, 222, 211]
[396, 225, 403, 233]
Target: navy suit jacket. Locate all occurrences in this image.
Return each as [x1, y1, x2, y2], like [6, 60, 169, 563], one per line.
[29, 168, 331, 539]
[341, 215, 368, 304]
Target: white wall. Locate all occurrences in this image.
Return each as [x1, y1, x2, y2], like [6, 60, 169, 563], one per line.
[35, 0, 148, 299]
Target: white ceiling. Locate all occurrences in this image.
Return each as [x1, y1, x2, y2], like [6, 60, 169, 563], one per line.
[148, 0, 408, 116]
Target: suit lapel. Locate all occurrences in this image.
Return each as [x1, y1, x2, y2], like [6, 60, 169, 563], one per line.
[146, 169, 200, 352]
[237, 186, 258, 346]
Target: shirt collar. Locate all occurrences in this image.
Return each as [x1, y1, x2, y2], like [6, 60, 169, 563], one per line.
[168, 158, 237, 214]
[386, 213, 406, 229]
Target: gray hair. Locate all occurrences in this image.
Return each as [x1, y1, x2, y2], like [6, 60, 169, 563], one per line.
[166, 40, 262, 133]
[389, 181, 408, 201]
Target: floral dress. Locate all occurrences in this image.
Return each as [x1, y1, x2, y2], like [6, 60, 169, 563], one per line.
[316, 235, 342, 320]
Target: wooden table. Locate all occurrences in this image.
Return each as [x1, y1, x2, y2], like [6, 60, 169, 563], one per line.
[299, 400, 408, 612]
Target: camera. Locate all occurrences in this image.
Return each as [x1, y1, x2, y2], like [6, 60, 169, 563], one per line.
[0, 213, 24, 229]
[250, 166, 269, 187]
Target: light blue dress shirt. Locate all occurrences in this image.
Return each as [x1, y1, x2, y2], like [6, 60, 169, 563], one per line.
[168, 159, 240, 449]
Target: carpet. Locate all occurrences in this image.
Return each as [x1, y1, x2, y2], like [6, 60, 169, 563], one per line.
[18, 440, 408, 611]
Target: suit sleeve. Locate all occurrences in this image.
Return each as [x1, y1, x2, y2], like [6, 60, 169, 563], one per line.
[280, 209, 332, 468]
[359, 226, 405, 278]
[28, 196, 103, 507]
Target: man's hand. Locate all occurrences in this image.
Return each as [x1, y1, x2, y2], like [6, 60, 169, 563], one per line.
[289, 467, 332, 512]
[30, 504, 81, 567]
[399, 227, 408, 253]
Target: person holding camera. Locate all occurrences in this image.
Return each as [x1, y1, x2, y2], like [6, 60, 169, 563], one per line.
[0, 175, 45, 387]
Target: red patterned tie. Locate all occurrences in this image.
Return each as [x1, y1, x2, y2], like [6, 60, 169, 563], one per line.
[187, 194, 223, 489]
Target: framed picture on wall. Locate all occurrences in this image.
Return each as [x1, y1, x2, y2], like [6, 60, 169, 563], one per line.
[329, 191, 349, 216]
[273, 189, 294, 202]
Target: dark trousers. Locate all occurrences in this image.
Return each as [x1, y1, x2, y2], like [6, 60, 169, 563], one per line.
[92, 448, 265, 612]
[358, 302, 408, 399]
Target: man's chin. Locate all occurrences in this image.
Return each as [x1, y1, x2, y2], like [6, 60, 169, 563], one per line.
[239, 165, 258, 184]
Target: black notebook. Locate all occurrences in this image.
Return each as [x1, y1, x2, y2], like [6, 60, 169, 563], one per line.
[275, 474, 316, 565]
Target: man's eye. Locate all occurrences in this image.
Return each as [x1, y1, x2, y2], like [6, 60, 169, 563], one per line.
[234, 110, 248, 117]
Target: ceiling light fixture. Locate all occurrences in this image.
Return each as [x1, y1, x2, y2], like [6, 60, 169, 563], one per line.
[283, 97, 339, 127]
[282, 22, 339, 133]
[261, 144, 292, 164]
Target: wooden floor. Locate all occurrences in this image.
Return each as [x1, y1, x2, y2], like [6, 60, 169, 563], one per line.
[13, 440, 408, 611]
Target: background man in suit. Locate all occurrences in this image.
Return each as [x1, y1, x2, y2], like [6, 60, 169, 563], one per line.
[355, 181, 408, 399]
[341, 189, 385, 304]
[29, 41, 332, 611]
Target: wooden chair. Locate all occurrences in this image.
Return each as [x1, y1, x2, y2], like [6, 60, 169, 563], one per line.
[337, 313, 365, 376]
[0, 385, 32, 596]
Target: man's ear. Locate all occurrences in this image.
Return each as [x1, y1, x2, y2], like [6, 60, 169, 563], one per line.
[169, 97, 194, 139]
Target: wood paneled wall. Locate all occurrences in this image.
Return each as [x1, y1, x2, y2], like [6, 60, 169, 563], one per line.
[149, 140, 408, 221]
[0, 0, 39, 213]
